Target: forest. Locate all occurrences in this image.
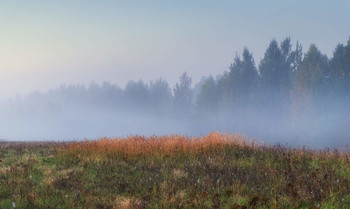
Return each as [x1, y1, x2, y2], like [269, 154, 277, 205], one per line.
[1, 37, 350, 147]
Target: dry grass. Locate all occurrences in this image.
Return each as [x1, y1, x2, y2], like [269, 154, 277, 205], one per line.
[61, 132, 259, 159]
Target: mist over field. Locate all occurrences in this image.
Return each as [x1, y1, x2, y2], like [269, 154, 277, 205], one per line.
[0, 1, 349, 148]
[1, 38, 350, 148]
[2, 2, 350, 209]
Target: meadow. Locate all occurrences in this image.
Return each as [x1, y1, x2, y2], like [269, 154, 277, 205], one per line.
[0, 132, 350, 208]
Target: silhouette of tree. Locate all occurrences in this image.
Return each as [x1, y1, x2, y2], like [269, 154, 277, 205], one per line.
[197, 76, 219, 112]
[259, 38, 297, 112]
[173, 72, 193, 114]
[292, 44, 329, 114]
[330, 38, 350, 99]
[218, 48, 258, 108]
[124, 80, 150, 110]
[149, 78, 172, 114]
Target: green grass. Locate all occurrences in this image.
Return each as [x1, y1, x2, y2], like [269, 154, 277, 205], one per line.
[0, 135, 350, 209]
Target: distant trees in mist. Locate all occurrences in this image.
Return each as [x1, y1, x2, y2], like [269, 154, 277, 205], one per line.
[197, 38, 350, 114]
[8, 37, 350, 119]
[2, 37, 350, 144]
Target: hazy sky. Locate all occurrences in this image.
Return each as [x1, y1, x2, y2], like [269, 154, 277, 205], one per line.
[0, 0, 349, 99]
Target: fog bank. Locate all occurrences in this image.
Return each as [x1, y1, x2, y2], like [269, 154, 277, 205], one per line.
[1, 38, 350, 149]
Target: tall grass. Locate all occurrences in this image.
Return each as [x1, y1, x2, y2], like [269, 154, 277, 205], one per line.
[61, 132, 259, 158]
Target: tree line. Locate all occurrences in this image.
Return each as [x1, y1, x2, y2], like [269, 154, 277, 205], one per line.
[11, 37, 350, 119]
[2, 37, 350, 143]
[197, 38, 350, 118]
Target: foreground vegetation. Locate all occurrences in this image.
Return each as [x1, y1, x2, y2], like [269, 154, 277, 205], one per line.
[1, 132, 350, 208]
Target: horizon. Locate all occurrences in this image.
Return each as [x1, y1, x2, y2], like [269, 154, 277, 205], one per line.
[0, 1, 350, 147]
[1, 1, 349, 99]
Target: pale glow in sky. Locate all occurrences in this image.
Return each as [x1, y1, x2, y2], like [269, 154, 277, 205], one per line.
[0, 0, 349, 99]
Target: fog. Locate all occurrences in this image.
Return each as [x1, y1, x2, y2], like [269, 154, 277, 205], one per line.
[0, 81, 349, 148]
[0, 89, 348, 148]
[1, 38, 350, 149]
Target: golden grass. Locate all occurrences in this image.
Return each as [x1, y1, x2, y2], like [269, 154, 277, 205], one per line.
[59, 131, 350, 162]
[60, 132, 260, 159]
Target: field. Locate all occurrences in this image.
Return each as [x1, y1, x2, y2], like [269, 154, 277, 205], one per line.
[1, 132, 350, 208]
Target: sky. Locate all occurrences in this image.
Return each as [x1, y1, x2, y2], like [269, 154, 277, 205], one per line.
[0, 0, 349, 99]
